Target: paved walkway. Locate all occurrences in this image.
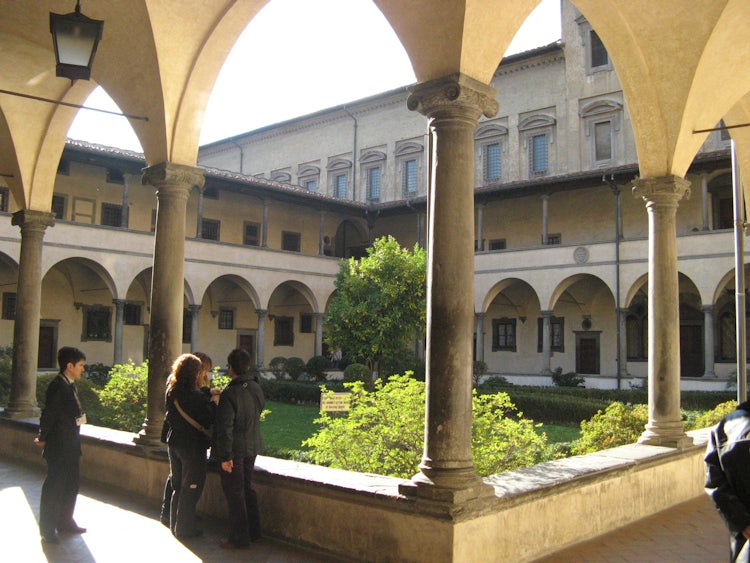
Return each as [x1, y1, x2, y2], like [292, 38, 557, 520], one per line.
[0, 455, 730, 562]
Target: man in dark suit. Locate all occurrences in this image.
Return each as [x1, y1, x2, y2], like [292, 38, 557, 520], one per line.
[35, 346, 88, 544]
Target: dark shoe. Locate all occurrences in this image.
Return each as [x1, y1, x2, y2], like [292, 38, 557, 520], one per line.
[219, 538, 249, 549]
[58, 524, 86, 534]
[41, 533, 59, 544]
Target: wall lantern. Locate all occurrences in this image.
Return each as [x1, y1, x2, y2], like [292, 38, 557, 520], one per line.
[49, 1, 104, 81]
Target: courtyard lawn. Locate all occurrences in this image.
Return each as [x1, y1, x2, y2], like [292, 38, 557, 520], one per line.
[260, 400, 581, 457]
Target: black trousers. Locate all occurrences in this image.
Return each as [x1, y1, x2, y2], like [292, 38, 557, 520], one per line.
[168, 444, 207, 538]
[39, 453, 80, 536]
[220, 455, 261, 546]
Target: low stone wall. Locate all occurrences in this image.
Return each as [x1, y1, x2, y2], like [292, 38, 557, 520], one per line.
[0, 417, 710, 562]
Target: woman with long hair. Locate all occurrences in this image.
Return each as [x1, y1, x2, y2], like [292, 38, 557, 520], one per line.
[164, 353, 215, 539]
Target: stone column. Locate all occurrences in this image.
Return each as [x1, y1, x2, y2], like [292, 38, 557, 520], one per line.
[633, 175, 693, 447]
[195, 185, 204, 238]
[618, 308, 629, 376]
[135, 162, 204, 446]
[122, 176, 130, 228]
[3, 210, 54, 419]
[319, 211, 326, 255]
[701, 174, 709, 231]
[399, 73, 498, 504]
[256, 309, 267, 368]
[113, 299, 125, 365]
[541, 194, 549, 245]
[314, 312, 324, 357]
[475, 312, 486, 363]
[702, 304, 716, 378]
[190, 304, 201, 352]
[540, 310, 553, 375]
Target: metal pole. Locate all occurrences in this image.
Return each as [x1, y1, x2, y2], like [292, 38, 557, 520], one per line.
[732, 139, 747, 403]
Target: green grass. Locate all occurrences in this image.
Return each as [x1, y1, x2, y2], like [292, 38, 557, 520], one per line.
[261, 400, 321, 453]
[539, 424, 580, 443]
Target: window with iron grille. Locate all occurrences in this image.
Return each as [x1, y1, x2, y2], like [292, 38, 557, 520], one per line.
[243, 222, 260, 246]
[282, 231, 301, 252]
[530, 134, 548, 176]
[106, 168, 124, 184]
[303, 178, 317, 191]
[403, 159, 417, 194]
[300, 313, 313, 333]
[594, 120, 613, 162]
[2, 292, 16, 320]
[537, 316, 564, 352]
[484, 142, 501, 182]
[590, 30, 609, 68]
[274, 316, 294, 346]
[218, 308, 234, 330]
[52, 195, 66, 219]
[201, 218, 220, 241]
[492, 318, 516, 351]
[123, 303, 141, 325]
[334, 174, 347, 199]
[367, 166, 381, 202]
[83, 306, 112, 341]
[101, 203, 123, 227]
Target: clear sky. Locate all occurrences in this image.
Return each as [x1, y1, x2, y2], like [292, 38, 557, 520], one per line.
[67, 0, 561, 153]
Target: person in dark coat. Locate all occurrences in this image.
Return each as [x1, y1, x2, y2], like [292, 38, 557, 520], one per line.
[705, 400, 750, 562]
[164, 353, 215, 540]
[213, 348, 265, 549]
[35, 346, 88, 544]
[160, 352, 215, 526]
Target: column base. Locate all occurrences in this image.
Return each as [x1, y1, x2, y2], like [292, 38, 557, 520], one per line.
[638, 424, 694, 449]
[399, 467, 495, 505]
[1, 405, 40, 419]
[132, 422, 164, 448]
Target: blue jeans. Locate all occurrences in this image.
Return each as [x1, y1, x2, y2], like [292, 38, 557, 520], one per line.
[168, 444, 206, 538]
[220, 455, 260, 545]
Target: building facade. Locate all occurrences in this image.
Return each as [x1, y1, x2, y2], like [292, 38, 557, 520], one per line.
[0, 1, 739, 389]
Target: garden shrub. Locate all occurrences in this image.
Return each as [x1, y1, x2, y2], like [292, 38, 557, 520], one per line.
[551, 367, 584, 388]
[380, 350, 425, 381]
[285, 356, 306, 381]
[304, 374, 554, 478]
[305, 355, 330, 382]
[688, 400, 737, 430]
[269, 356, 286, 379]
[0, 347, 12, 405]
[95, 361, 148, 432]
[343, 363, 371, 385]
[571, 402, 648, 455]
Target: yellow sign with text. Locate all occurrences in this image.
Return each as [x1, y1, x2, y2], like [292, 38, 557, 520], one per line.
[320, 392, 351, 412]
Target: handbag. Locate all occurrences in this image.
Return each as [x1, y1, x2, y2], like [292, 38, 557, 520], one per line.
[173, 398, 212, 439]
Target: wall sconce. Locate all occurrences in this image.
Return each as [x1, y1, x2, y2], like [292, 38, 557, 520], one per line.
[519, 316, 527, 324]
[49, 1, 104, 81]
[210, 310, 218, 318]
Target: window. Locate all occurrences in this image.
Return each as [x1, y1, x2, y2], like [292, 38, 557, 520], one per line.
[367, 166, 381, 202]
[530, 134, 548, 176]
[537, 316, 564, 352]
[243, 222, 260, 246]
[282, 231, 301, 252]
[183, 309, 191, 344]
[2, 292, 16, 320]
[594, 121, 612, 162]
[106, 168, 124, 184]
[298, 164, 320, 192]
[303, 179, 317, 191]
[545, 233, 561, 245]
[590, 30, 608, 68]
[101, 203, 123, 227]
[484, 142, 501, 182]
[488, 239, 506, 251]
[334, 174, 347, 199]
[57, 159, 70, 175]
[52, 195, 66, 219]
[218, 308, 234, 330]
[396, 141, 423, 197]
[123, 303, 141, 325]
[203, 186, 219, 199]
[274, 316, 294, 346]
[201, 218, 220, 241]
[300, 313, 314, 333]
[83, 306, 112, 341]
[403, 159, 417, 195]
[492, 318, 516, 351]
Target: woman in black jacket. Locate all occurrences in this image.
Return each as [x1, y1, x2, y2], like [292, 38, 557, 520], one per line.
[164, 353, 215, 539]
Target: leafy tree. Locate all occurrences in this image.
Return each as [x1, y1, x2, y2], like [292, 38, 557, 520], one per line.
[96, 360, 149, 432]
[304, 374, 554, 478]
[324, 236, 426, 373]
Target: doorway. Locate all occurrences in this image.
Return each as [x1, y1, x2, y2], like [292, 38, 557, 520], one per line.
[575, 332, 600, 375]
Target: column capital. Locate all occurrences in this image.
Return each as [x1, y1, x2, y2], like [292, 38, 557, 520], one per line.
[632, 175, 691, 205]
[11, 209, 55, 231]
[255, 308, 268, 317]
[475, 311, 487, 319]
[112, 298, 126, 306]
[540, 310, 554, 317]
[189, 304, 201, 313]
[407, 73, 498, 120]
[142, 162, 205, 192]
[701, 304, 715, 313]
